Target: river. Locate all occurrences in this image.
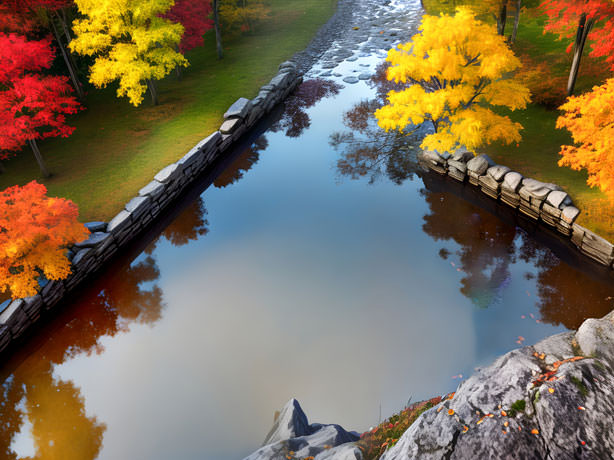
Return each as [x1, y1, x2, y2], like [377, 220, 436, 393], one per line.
[1, 1, 614, 459]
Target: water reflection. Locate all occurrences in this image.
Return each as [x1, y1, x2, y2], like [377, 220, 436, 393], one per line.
[330, 63, 426, 184]
[270, 79, 342, 138]
[214, 137, 265, 188]
[420, 176, 614, 328]
[0, 254, 165, 459]
[149, 198, 210, 249]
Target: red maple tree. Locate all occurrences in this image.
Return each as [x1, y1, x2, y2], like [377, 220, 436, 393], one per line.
[0, 31, 81, 177]
[164, 0, 213, 53]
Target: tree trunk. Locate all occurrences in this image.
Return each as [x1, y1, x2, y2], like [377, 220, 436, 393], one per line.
[147, 79, 159, 105]
[567, 14, 595, 96]
[55, 9, 80, 77]
[28, 139, 51, 178]
[0, 161, 5, 174]
[213, 0, 224, 59]
[49, 18, 84, 100]
[175, 45, 183, 80]
[497, 1, 508, 36]
[510, 0, 521, 44]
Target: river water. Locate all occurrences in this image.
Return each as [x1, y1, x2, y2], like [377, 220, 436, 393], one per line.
[2, 1, 614, 459]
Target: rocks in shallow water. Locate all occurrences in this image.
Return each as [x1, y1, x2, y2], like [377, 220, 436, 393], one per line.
[243, 399, 360, 460]
[343, 76, 359, 84]
[381, 310, 614, 460]
[358, 73, 371, 80]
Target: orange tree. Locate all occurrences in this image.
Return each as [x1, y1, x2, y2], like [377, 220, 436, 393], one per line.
[557, 78, 614, 196]
[0, 181, 88, 298]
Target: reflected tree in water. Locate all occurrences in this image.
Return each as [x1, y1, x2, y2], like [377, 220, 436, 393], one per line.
[0, 253, 166, 459]
[516, 239, 614, 330]
[420, 177, 614, 324]
[422, 187, 517, 309]
[270, 78, 342, 138]
[214, 135, 267, 188]
[330, 62, 428, 184]
[161, 198, 209, 247]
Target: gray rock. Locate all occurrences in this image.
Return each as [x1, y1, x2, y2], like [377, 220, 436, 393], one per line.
[421, 150, 447, 166]
[314, 444, 363, 459]
[487, 165, 510, 182]
[270, 72, 291, 89]
[358, 73, 371, 80]
[224, 97, 251, 119]
[154, 163, 180, 184]
[382, 310, 614, 460]
[107, 210, 132, 233]
[343, 76, 359, 84]
[139, 180, 165, 200]
[278, 60, 296, 71]
[74, 232, 111, 249]
[244, 399, 359, 460]
[263, 399, 311, 445]
[71, 248, 92, 266]
[319, 70, 333, 77]
[466, 154, 493, 175]
[125, 196, 150, 216]
[520, 178, 554, 202]
[451, 148, 474, 163]
[546, 190, 570, 209]
[220, 117, 242, 135]
[501, 171, 523, 193]
[561, 206, 580, 225]
[84, 221, 107, 233]
[447, 160, 467, 173]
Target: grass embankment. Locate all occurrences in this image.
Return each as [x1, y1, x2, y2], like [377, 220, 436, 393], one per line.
[0, 0, 336, 222]
[422, 1, 614, 240]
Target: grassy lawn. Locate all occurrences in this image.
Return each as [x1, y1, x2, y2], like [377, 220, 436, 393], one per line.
[0, 0, 337, 222]
[422, 1, 614, 240]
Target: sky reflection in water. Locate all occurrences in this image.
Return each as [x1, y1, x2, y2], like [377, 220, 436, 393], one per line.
[1, 70, 614, 460]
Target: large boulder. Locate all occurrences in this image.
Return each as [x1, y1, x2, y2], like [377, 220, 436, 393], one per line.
[381, 310, 614, 460]
[244, 399, 360, 460]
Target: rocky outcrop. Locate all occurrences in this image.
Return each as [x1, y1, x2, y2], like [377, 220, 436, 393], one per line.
[243, 399, 361, 460]
[418, 149, 614, 269]
[381, 310, 614, 460]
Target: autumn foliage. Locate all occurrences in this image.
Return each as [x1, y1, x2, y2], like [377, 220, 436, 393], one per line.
[70, 0, 188, 106]
[0, 31, 80, 159]
[556, 78, 614, 196]
[375, 8, 531, 153]
[0, 182, 88, 299]
[164, 0, 213, 53]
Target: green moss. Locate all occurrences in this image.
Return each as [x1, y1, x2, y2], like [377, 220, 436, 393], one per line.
[507, 399, 527, 417]
[570, 376, 589, 397]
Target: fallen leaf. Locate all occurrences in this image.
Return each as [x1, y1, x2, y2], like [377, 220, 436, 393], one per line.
[578, 406, 586, 411]
[504, 421, 509, 427]
[501, 410, 507, 417]
[531, 429, 539, 435]
[548, 388, 555, 394]
[448, 409, 455, 416]
[462, 425, 469, 433]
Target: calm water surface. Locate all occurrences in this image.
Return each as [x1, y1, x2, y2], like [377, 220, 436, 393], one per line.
[3, 7, 614, 460]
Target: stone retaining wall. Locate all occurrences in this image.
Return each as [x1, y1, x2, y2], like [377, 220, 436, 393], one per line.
[0, 61, 303, 354]
[420, 149, 614, 270]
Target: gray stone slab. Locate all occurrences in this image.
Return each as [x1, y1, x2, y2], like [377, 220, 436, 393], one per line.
[220, 117, 242, 135]
[154, 163, 180, 184]
[74, 232, 111, 249]
[139, 180, 165, 200]
[343, 76, 359, 84]
[487, 165, 511, 182]
[84, 221, 107, 233]
[125, 195, 151, 217]
[561, 205, 580, 224]
[270, 72, 291, 89]
[107, 210, 132, 233]
[501, 171, 523, 192]
[358, 73, 371, 80]
[466, 154, 493, 175]
[546, 190, 570, 209]
[224, 97, 251, 119]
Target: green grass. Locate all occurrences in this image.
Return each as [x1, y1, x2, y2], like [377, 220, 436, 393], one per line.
[422, 2, 614, 240]
[0, 0, 337, 222]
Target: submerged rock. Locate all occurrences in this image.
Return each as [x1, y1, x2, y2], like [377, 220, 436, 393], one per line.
[381, 310, 614, 460]
[244, 399, 360, 460]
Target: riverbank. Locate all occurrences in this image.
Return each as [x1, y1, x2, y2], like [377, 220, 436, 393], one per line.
[0, 0, 338, 222]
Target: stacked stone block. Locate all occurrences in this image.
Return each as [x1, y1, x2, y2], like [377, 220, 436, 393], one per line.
[419, 149, 613, 271]
[0, 60, 304, 354]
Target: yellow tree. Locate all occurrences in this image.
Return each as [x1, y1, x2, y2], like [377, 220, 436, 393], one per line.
[375, 8, 530, 153]
[557, 78, 614, 195]
[70, 0, 188, 106]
